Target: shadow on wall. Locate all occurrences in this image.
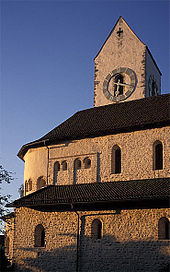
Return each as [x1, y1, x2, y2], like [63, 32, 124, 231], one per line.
[97, 152, 101, 182]
[13, 236, 169, 272]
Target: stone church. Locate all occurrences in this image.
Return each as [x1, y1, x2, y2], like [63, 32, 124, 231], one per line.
[4, 17, 169, 272]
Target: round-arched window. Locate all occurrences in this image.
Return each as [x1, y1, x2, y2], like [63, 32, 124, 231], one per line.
[153, 141, 163, 170]
[91, 219, 102, 239]
[158, 217, 169, 240]
[74, 159, 81, 170]
[84, 157, 91, 169]
[111, 145, 121, 174]
[34, 224, 45, 247]
[37, 176, 46, 190]
[62, 161, 67, 171]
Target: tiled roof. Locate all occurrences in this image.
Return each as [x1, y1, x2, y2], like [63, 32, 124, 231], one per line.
[8, 178, 169, 208]
[18, 94, 170, 160]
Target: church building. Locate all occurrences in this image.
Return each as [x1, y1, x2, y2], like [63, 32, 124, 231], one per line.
[4, 17, 169, 272]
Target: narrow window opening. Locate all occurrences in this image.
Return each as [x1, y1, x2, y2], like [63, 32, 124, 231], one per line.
[91, 219, 102, 239]
[53, 161, 60, 184]
[34, 224, 45, 247]
[153, 141, 163, 170]
[115, 148, 121, 173]
[25, 180, 28, 193]
[62, 161, 67, 171]
[158, 217, 169, 240]
[41, 229, 45, 247]
[54, 161, 60, 172]
[111, 145, 121, 174]
[74, 159, 81, 170]
[155, 143, 163, 169]
[84, 157, 91, 169]
[37, 176, 46, 190]
[28, 179, 32, 191]
[97, 222, 102, 239]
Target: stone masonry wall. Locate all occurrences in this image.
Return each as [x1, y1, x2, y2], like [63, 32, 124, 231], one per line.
[49, 151, 98, 185]
[24, 126, 169, 195]
[12, 207, 169, 272]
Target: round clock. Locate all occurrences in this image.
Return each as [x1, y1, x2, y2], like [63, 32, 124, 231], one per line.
[103, 67, 137, 102]
[148, 75, 158, 96]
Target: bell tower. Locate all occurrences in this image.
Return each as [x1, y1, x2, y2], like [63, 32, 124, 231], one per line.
[94, 16, 161, 107]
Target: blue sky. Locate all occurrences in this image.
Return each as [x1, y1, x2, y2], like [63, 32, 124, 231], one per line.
[1, 0, 169, 201]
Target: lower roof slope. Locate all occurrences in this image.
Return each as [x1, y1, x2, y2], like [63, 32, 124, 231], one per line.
[18, 94, 170, 160]
[8, 178, 169, 208]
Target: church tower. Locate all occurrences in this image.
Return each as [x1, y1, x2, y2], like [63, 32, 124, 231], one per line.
[94, 16, 161, 107]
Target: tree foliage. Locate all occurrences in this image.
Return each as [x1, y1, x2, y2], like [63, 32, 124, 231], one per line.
[0, 165, 14, 232]
[0, 165, 14, 185]
[18, 184, 24, 198]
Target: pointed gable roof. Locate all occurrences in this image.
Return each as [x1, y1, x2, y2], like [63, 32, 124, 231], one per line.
[94, 16, 145, 59]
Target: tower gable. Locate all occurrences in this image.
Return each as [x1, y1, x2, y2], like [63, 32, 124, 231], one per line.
[94, 17, 161, 107]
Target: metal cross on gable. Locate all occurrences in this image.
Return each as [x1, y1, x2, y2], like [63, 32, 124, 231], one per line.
[117, 28, 123, 37]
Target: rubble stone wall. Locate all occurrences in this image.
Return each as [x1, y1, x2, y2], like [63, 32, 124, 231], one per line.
[12, 207, 170, 272]
[24, 126, 169, 195]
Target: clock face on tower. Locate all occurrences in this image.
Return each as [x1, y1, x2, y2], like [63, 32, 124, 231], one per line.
[103, 67, 137, 102]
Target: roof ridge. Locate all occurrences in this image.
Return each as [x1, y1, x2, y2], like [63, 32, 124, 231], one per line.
[17, 94, 170, 160]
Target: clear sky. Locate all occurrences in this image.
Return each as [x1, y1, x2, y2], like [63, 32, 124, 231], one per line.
[1, 0, 169, 202]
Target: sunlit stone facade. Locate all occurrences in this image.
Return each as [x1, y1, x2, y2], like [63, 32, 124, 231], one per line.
[23, 126, 169, 195]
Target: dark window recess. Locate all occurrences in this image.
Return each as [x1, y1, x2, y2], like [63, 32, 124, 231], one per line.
[155, 143, 163, 170]
[62, 161, 67, 171]
[91, 219, 102, 239]
[54, 161, 60, 172]
[28, 179, 32, 191]
[84, 158, 91, 169]
[37, 176, 46, 190]
[34, 224, 45, 247]
[115, 148, 121, 173]
[158, 217, 169, 240]
[111, 145, 121, 174]
[25, 180, 28, 193]
[74, 159, 81, 170]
